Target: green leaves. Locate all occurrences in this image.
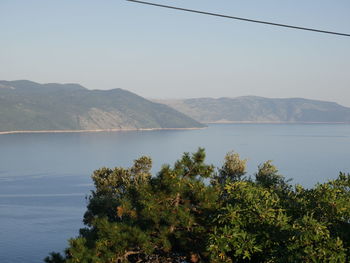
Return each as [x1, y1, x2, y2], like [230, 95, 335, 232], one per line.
[46, 150, 350, 263]
[256, 160, 284, 189]
[287, 214, 346, 262]
[213, 152, 247, 188]
[71, 148, 219, 262]
[208, 173, 350, 263]
[209, 182, 289, 262]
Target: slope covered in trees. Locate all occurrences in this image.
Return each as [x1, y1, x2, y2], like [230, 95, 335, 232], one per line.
[45, 149, 350, 263]
[0, 80, 204, 132]
[158, 97, 350, 123]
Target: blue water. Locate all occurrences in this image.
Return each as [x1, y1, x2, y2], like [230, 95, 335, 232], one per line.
[0, 124, 349, 263]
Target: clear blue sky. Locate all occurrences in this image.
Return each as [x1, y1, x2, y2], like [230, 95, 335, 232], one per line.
[1, 0, 350, 105]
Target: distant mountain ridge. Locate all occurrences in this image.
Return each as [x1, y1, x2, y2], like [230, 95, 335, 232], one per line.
[0, 80, 204, 132]
[157, 96, 350, 123]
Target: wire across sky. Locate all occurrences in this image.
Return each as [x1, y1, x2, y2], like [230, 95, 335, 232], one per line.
[127, 0, 350, 37]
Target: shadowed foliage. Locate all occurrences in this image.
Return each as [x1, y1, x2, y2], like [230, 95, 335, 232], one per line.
[45, 149, 350, 263]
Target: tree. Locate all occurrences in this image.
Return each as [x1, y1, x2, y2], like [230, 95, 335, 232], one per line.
[46, 148, 219, 263]
[45, 149, 350, 263]
[213, 152, 247, 187]
[208, 180, 347, 263]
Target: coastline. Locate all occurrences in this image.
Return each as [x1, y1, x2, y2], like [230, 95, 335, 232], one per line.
[0, 127, 206, 135]
[204, 121, 350, 124]
[1, 122, 349, 135]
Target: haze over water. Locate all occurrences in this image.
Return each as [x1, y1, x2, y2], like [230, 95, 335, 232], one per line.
[0, 123, 349, 263]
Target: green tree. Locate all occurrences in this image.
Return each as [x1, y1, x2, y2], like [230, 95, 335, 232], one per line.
[45, 149, 350, 263]
[217, 152, 247, 184]
[208, 180, 347, 263]
[47, 148, 219, 263]
[208, 181, 290, 262]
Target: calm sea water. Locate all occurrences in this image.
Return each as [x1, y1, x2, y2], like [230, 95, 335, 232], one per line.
[0, 124, 349, 263]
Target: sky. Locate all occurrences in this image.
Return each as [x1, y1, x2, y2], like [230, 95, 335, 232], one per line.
[1, 0, 350, 106]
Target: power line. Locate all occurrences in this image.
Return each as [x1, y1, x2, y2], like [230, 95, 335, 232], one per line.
[126, 0, 350, 37]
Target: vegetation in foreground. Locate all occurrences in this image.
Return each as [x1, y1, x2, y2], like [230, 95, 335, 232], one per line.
[45, 149, 350, 263]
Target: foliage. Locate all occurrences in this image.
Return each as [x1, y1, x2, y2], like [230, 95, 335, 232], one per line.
[214, 152, 247, 185]
[45, 149, 350, 263]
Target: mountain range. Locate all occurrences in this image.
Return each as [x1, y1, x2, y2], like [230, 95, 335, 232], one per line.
[1, 80, 349, 133]
[157, 96, 350, 123]
[0, 80, 203, 132]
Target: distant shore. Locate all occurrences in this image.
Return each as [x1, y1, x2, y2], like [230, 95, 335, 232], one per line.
[205, 121, 350, 124]
[2, 122, 349, 135]
[0, 127, 205, 135]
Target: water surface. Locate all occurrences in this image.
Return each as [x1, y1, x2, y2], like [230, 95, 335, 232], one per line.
[0, 124, 349, 263]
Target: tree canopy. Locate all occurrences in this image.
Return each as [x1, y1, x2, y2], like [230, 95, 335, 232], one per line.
[45, 149, 350, 263]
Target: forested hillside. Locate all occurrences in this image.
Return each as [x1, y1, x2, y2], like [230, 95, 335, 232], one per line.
[158, 96, 350, 123]
[0, 80, 204, 132]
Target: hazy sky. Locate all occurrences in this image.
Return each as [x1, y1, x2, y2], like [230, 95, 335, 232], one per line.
[1, 0, 350, 105]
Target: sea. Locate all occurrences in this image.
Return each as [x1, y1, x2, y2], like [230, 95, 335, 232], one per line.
[0, 123, 349, 263]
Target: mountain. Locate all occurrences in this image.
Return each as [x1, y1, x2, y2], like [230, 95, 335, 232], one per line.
[157, 96, 350, 123]
[0, 80, 204, 132]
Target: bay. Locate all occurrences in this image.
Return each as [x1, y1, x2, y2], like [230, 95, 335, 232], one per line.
[0, 123, 349, 263]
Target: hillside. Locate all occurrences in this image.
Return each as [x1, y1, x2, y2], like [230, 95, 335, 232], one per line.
[0, 80, 204, 132]
[157, 96, 350, 123]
